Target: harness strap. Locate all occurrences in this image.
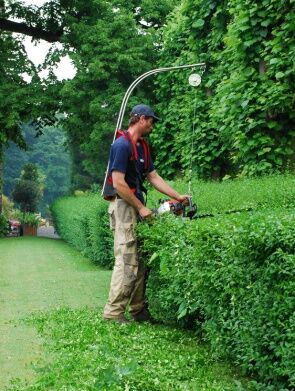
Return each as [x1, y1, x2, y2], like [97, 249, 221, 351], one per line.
[104, 130, 150, 202]
[141, 138, 150, 171]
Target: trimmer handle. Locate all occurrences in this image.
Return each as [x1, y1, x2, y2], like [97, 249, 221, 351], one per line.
[184, 197, 197, 219]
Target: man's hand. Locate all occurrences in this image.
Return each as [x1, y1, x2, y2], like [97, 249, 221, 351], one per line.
[176, 195, 191, 206]
[139, 206, 153, 219]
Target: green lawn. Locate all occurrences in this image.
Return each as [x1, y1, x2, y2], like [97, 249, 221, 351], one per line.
[0, 237, 252, 390]
[0, 237, 111, 389]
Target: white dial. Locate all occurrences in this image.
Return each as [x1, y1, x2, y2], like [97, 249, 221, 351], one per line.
[188, 73, 202, 87]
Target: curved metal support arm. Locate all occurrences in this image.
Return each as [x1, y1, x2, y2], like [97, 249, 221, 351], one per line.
[102, 62, 206, 195]
[114, 62, 205, 143]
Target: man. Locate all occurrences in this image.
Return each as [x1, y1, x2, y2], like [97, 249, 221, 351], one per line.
[103, 104, 189, 324]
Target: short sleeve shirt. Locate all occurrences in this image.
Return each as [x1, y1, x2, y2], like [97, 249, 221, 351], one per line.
[108, 135, 154, 203]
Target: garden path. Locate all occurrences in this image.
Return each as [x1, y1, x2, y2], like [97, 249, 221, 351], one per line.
[37, 224, 60, 239]
[0, 237, 111, 389]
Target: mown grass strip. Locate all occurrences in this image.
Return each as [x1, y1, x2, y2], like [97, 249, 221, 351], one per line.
[6, 307, 253, 391]
[0, 237, 111, 389]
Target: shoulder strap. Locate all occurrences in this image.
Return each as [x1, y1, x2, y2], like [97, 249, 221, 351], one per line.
[124, 131, 138, 161]
[114, 129, 136, 160]
[117, 130, 150, 169]
[140, 138, 150, 172]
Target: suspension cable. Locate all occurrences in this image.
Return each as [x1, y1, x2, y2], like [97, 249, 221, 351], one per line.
[187, 64, 206, 197]
[188, 90, 198, 197]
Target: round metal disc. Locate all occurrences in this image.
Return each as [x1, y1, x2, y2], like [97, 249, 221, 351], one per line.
[188, 73, 202, 87]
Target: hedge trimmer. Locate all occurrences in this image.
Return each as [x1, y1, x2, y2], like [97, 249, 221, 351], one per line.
[153, 198, 253, 220]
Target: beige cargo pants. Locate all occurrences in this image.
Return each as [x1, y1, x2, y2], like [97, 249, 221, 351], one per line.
[103, 197, 145, 319]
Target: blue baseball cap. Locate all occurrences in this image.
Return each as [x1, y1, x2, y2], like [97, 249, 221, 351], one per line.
[130, 104, 160, 122]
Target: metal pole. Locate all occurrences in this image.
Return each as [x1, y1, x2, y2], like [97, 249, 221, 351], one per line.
[102, 62, 206, 195]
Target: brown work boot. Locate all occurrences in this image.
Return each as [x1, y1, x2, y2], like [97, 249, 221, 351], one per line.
[131, 308, 153, 322]
[104, 315, 131, 324]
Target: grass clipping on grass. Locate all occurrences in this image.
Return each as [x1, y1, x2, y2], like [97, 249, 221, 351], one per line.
[7, 307, 252, 391]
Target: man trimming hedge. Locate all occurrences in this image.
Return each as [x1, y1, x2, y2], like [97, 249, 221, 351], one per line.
[103, 104, 189, 324]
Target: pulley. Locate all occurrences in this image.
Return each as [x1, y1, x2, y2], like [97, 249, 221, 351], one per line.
[188, 73, 202, 87]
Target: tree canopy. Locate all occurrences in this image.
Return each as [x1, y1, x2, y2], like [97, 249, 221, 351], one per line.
[0, 0, 294, 200]
[0, 0, 177, 190]
[4, 123, 71, 215]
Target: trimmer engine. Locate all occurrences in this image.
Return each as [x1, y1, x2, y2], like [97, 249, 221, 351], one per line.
[154, 198, 197, 219]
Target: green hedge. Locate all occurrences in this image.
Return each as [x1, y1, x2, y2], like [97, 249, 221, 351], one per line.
[137, 175, 295, 390]
[146, 174, 295, 213]
[50, 194, 114, 269]
[138, 211, 294, 390]
[152, 0, 295, 179]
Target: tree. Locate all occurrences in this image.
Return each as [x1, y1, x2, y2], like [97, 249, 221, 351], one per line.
[0, 0, 177, 190]
[0, 5, 60, 149]
[4, 122, 73, 215]
[54, 0, 178, 188]
[0, 1, 61, 210]
[12, 163, 44, 212]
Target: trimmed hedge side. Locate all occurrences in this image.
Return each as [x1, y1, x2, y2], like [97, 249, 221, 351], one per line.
[51, 194, 114, 269]
[139, 175, 295, 390]
[137, 211, 295, 390]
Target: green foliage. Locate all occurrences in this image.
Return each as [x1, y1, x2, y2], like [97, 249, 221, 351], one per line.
[6, 307, 252, 391]
[139, 213, 294, 389]
[136, 175, 295, 390]
[50, 193, 114, 269]
[0, 213, 9, 237]
[1, 0, 294, 187]
[210, 0, 295, 176]
[11, 163, 43, 212]
[146, 174, 295, 213]
[152, 0, 295, 179]
[53, 0, 177, 189]
[1, 194, 14, 219]
[14, 211, 41, 226]
[0, 30, 60, 150]
[2, 1, 177, 190]
[4, 123, 71, 215]
[12, 180, 41, 212]
[0, 32, 34, 148]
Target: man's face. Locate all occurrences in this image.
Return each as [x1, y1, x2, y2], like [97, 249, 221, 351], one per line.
[140, 116, 154, 135]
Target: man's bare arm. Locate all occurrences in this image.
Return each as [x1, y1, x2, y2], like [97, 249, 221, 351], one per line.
[147, 170, 190, 203]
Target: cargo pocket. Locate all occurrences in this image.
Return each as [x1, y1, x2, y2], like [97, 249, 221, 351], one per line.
[118, 223, 136, 247]
[123, 253, 138, 297]
[117, 199, 135, 223]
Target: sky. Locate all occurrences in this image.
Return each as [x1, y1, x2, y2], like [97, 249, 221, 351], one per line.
[20, 0, 76, 81]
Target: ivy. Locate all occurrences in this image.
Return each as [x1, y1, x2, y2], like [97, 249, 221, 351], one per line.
[153, 0, 294, 179]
